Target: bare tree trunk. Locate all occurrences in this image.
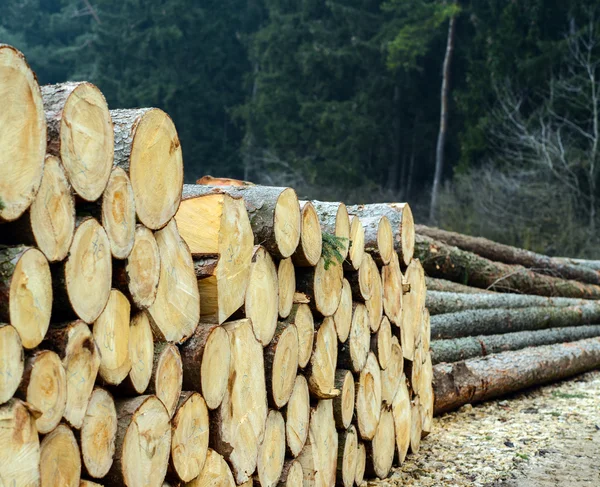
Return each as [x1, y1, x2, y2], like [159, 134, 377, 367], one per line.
[429, 11, 457, 223]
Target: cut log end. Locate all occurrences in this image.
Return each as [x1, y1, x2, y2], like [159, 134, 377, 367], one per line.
[284, 374, 310, 458]
[0, 323, 24, 404]
[278, 257, 296, 319]
[279, 460, 303, 487]
[308, 317, 339, 398]
[102, 167, 136, 259]
[372, 316, 393, 370]
[333, 369, 355, 430]
[337, 426, 358, 487]
[402, 259, 425, 361]
[338, 303, 370, 373]
[257, 410, 286, 487]
[0, 45, 46, 223]
[347, 216, 365, 271]
[289, 304, 315, 369]
[274, 187, 302, 258]
[367, 406, 395, 479]
[293, 202, 322, 267]
[197, 325, 232, 410]
[382, 253, 403, 326]
[149, 343, 183, 419]
[246, 246, 279, 345]
[377, 216, 394, 265]
[126, 311, 154, 394]
[398, 203, 415, 266]
[381, 336, 403, 405]
[40, 424, 81, 487]
[354, 442, 366, 487]
[186, 449, 235, 487]
[267, 324, 299, 408]
[334, 278, 353, 343]
[392, 375, 411, 464]
[81, 388, 117, 479]
[355, 352, 382, 441]
[366, 256, 384, 332]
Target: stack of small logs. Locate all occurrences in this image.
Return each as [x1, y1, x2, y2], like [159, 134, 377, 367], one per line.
[0, 44, 432, 487]
[414, 225, 600, 414]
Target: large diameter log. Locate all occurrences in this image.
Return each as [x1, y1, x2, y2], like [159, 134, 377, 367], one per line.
[80, 388, 117, 479]
[292, 202, 322, 267]
[94, 289, 131, 385]
[336, 426, 358, 487]
[296, 257, 343, 317]
[43, 82, 113, 202]
[348, 203, 415, 267]
[196, 185, 301, 259]
[122, 311, 154, 394]
[337, 303, 370, 373]
[244, 246, 279, 345]
[113, 225, 161, 310]
[178, 188, 252, 324]
[415, 234, 600, 299]
[417, 224, 600, 285]
[382, 253, 403, 326]
[17, 350, 67, 434]
[365, 255, 383, 332]
[283, 304, 315, 369]
[170, 392, 209, 482]
[52, 218, 111, 324]
[425, 276, 496, 294]
[355, 352, 382, 440]
[333, 279, 352, 343]
[0, 45, 46, 223]
[306, 316, 339, 398]
[265, 323, 299, 408]
[311, 200, 351, 261]
[106, 395, 171, 487]
[148, 220, 200, 343]
[211, 319, 268, 483]
[278, 258, 296, 319]
[186, 449, 235, 487]
[360, 215, 394, 266]
[431, 324, 600, 364]
[284, 375, 310, 458]
[391, 375, 411, 464]
[278, 460, 303, 487]
[366, 406, 395, 479]
[426, 290, 590, 315]
[40, 423, 81, 487]
[430, 303, 600, 340]
[381, 336, 403, 405]
[42, 320, 101, 428]
[0, 245, 52, 348]
[147, 343, 183, 419]
[257, 410, 286, 487]
[180, 324, 231, 409]
[354, 443, 366, 486]
[433, 337, 600, 414]
[401, 259, 425, 360]
[296, 400, 338, 487]
[345, 216, 364, 271]
[1, 155, 75, 262]
[0, 399, 40, 486]
[0, 323, 24, 404]
[112, 108, 183, 229]
[333, 369, 355, 430]
[372, 316, 392, 370]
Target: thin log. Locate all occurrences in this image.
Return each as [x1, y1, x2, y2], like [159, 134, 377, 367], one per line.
[420, 352, 434, 437]
[0, 323, 24, 404]
[306, 317, 339, 399]
[186, 449, 235, 487]
[337, 303, 370, 373]
[256, 410, 286, 487]
[120, 311, 154, 394]
[433, 337, 600, 414]
[366, 255, 384, 332]
[401, 259, 425, 360]
[409, 396, 422, 454]
[355, 352, 382, 440]
[365, 406, 395, 479]
[554, 257, 600, 271]
[360, 215, 394, 266]
[296, 256, 343, 318]
[333, 278, 353, 343]
[283, 375, 310, 458]
[311, 200, 351, 261]
[282, 304, 314, 369]
[336, 426, 358, 487]
[425, 276, 496, 294]
[381, 336, 403, 405]
[382, 253, 403, 326]
[372, 316, 393, 370]
[278, 460, 303, 487]
[40, 423, 81, 487]
[417, 225, 600, 285]
[147, 342, 183, 419]
[391, 375, 411, 464]
[345, 215, 364, 271]
[292, 202, 322, 267]
[265, 323, 299, 408]
[278, 257, 296, 319]
[346, 253, 375, 302]
[354, 442, 366, 486]
[333, 369, 355, 430]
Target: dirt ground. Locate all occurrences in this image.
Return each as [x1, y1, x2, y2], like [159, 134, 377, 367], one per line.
[370, 370, 600, 486]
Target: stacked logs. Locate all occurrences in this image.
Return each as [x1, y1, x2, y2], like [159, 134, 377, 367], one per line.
[0, 44, 431, 487]
[414, 225, 600, 414]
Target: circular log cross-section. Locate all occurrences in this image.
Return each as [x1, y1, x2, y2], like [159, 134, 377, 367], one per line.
[284, 304, 315, 369]
[81, 388, 117, 479]
[187, 449, 235, 487]
[54, 218, 112, 324]
[333, 369, 355, 430]
[114, 224, 160, 311]
[94, 289, 131, 386]
[307, 317, 339, 399]
[355, 352, 382, 441]
[338, 303, 370, 374]
[106, 395, 172, 487]
[382, 252, 403, 326]
[402, 259, 425, 361]
[213, 319, 268, 483]
[284, 374, 310, 458]
[348, 253, 375, 302]
[296, 256, 343, 318]
[148, 220, 200, 343]
[278, 257, 296, 319]
[361, 215, 394, 266]
[0, 246, 52, 349]
[112, 108, 183, 230]
[337, 426, 358, 487]
[265, 323, 299, 408]
[180, 324, 231, 410]
[381, 336, 403, 405]
[372, 316, 393, 370]
[18, 350, 67, 434]
[312, 200, 351, 261]
[170, 392, 209, 482]
[24, 155, 75, 262]
[101, 167, 136, 259]
[0, 45, 46, 223]
[245, 246, 279, 346]
[366, 256, 383, 332]
[0, 399, 40, 486]
[293, 202, 322, 267]
[334, 278, 352, 343]
[125, 311, 154, 394]
[392, 375, 411, 464]
[0, 323, 24, 404]
[346, 215, 365, 271]
[147, 343, 183, 419]
[42, 81, 113, 202]
[43, 320, 101, 429]
[279, 459, 303, 487]
[420, 352, 434, 437]
[257, 410, 286, 487]
[409, 397, 422, 454]
[367, 406, 395, 479]
[40, 424, 81, 487]
[354, 442, 366, 487]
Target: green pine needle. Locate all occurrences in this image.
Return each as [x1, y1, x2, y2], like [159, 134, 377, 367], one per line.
[322, 232, 349, 270]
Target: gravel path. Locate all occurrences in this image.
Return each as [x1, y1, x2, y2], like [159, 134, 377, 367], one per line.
[370, 370, 600, 486]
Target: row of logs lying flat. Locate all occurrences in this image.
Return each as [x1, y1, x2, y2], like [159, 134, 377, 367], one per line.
[412, 225, 600, 414]
[0, 44, 430, 487]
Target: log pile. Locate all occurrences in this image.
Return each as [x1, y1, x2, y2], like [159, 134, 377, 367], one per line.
[414, 225, 600, 414]
[0, 44, 431, 487]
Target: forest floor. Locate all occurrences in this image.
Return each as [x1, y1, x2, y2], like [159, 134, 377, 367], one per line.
[370, 370, 600, 486]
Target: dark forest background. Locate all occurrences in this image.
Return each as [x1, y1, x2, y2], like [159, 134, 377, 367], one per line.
[4, 0, 600, 257]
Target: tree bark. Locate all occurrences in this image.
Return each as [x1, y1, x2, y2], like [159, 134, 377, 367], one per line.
[310, 200, 351, 261]
[277, 460, 303, 487]
[425, 276, 496, 294]
[360, 215, 394, 266]
[433, 337, 600, 414]
[415, 234, 600, 299]
[256, 410, 286, 487]
[40, 423, 81, 487]
[0, 323, 24, 404]
[336, 426, 358, 487]
[417, 225, 600, 285]
[283, 375, 310, 458]
[264, 323, 299, 408]
[292, 202, 323, 267]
